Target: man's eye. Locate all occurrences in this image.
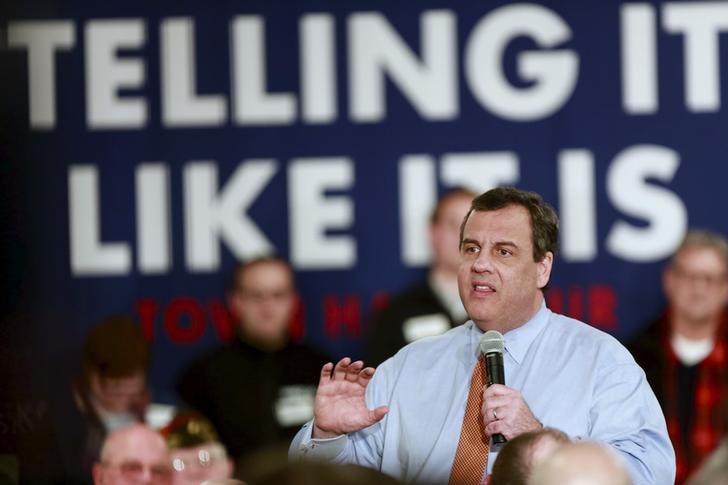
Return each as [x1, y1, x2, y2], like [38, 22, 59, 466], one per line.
[151, 466, 172, 478]
[464, 246, 479, 254]
[121, 462, 143, 474]
[498, 248, 511, 256]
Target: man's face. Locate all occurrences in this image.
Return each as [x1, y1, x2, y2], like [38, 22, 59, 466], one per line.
[90, 370, 148, 416]
[457, 205, 552, 332]
[229, 261, 295, 343]
[170, 443, 232, 485]
[430, 193, 474, 274]
[94, 426, 172, 485]
[664, 245, 728, 325]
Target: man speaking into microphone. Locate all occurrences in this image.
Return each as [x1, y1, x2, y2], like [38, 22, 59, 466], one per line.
[290, 187, 675, 484]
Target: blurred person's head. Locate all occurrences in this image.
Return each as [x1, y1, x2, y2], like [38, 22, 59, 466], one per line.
[228, 256, 296, 350]
[430, 188, 476, 278]
[200, 480, 244, 485]
[488, 427, 570, 485]
[528, 441, 631, 485]
[93, 424, 172, 485]
[79, 315, 151, 430]
[161, 411, 233, 485]
[237, 445, 401, 485]
[245, 458, 401, 485]
[663, 229, 728, 332]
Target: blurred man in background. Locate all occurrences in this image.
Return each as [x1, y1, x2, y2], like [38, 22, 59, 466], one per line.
[629, 229, 728, 484]
[176, 256, 330, 463]
[74, 316, 152, 479]
[93, 424, 172, 485]
[160, 411, 233, 485]
[366, 188, 475, 365]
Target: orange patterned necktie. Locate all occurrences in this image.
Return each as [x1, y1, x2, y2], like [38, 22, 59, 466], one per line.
[448, 354, 489, 485]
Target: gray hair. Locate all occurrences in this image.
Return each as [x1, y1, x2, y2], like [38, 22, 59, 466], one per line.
[670, 229, 728, 270]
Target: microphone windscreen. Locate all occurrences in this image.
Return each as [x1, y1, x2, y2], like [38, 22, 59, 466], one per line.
[479, 330, 504, 355]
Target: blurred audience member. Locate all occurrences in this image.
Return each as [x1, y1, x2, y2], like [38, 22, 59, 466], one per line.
[176, 256, 330, 462]
[250, 462, 401, 485]
[687, 437, 728, 485]
[160, 411, 233, 485]
[92, 424, 172, 485]
[528, 441, 632, 485]
[234, 444, 290, 483]
[487, 427, 569, 485]
[366, 188, 475, 365]
[240, 445, 400, 485]
[200, 480, 245, 485]
[629, 229, 728, 483]
[75, 316, 152, 476]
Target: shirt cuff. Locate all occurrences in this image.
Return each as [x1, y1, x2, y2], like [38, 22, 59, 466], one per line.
[295, 421, 348, 460]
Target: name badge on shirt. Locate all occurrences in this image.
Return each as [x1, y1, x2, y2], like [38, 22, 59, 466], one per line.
[403, 314, 450, 343]
[275, 385, 316, 427]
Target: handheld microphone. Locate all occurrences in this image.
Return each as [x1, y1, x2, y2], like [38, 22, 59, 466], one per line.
[479, 330, 506, 445]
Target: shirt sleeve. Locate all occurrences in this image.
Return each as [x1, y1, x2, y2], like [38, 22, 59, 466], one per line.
[288, 362, 392, 469]
[589, 361, 676, 485]
[288, 420, 348, 461]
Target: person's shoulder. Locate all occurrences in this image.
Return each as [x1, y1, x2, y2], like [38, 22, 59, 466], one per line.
[375, 280, 442, 316]
[372, 324, 468, 384]
[175, 343, 235, 399]
[179, 340, 243, 377]
[626, 317, 663, 349]
[285, 341, 333, 363]
[389, 322, 468, 362]
[543, 310, 634, 365]
[408, 320, 468, 345]
[624, 316, 669, 371]
[391, 279, 436, 301]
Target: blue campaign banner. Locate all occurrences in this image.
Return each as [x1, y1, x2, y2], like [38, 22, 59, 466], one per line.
[2, 0, 727, 405]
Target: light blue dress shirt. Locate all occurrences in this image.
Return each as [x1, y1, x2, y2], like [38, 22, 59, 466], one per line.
[290, 304, 675, 484]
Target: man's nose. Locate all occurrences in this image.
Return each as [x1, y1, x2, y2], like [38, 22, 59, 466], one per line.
[139, 468, 153, 484]
[472, 251, 492, 273]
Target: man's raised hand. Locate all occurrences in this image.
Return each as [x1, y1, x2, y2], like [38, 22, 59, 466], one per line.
[312, 357, 389, 439]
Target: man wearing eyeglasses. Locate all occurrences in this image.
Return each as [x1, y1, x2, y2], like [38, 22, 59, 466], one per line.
[93, 424, 173, 484]
[176, 256, 330, 463]
[629, 229, 728, 484]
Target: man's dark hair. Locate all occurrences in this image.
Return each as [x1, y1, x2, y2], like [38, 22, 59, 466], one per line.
[459, 186, 559, 262]
[82, 315, 150, 381]
[489, 427, 570, 485]
[77, 315, 150, 425]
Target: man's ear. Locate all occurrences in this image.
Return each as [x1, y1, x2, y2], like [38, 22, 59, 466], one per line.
[227, 290, 243, 322]
[662, 266, 674, 300]
[92, 463, 104, 484]
[537, 251, 554, 289]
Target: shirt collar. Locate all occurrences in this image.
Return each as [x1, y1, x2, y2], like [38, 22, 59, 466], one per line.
[502, 302, 550, 365]
[466, 302, 550, 365]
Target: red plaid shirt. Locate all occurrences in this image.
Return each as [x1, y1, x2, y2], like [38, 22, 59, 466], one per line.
[660, 313, 728, 484]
